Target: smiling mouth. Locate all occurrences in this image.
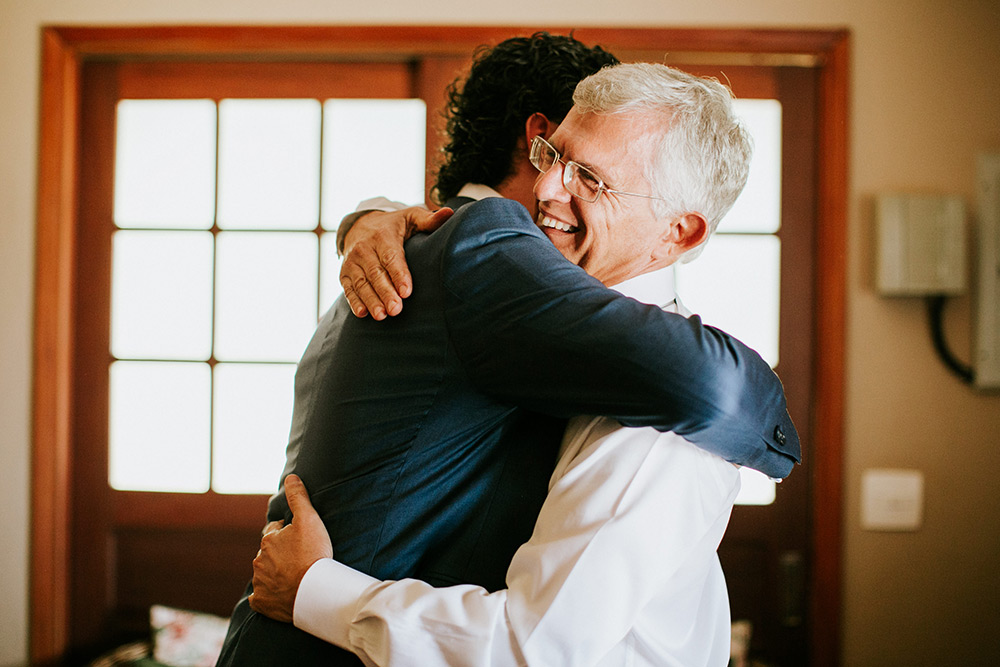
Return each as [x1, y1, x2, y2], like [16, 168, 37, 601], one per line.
[537, 212, 578, 233]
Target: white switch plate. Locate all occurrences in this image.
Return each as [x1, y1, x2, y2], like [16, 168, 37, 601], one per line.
[976, 154, 1000, 389]
[861, 468, 924, 531]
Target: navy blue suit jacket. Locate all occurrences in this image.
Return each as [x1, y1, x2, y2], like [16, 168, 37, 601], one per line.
[218, 197, 799, 665]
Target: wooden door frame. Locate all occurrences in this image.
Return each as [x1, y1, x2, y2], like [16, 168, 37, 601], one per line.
[32, 25, 848, 666]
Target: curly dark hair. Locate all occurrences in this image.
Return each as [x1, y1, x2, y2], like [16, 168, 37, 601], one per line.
[431, 32, 619, 205]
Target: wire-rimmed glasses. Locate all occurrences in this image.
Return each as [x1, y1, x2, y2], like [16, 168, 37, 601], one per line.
[529, 135, 667, 203]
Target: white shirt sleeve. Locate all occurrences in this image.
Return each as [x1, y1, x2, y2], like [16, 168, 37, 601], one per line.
[295, 560, 523, 667]
[293, 420, 739, 667]
[354, 196, 411, 213]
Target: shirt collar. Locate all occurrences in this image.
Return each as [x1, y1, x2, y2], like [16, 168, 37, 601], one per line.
[456, 183, 503, 201]
[613, 267, 679, 311]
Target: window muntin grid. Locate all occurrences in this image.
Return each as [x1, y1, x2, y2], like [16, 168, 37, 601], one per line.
[110, 98, 426, 494]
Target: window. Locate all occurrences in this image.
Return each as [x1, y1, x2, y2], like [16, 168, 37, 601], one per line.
[676, 98, 783, 505]
[109, 97, 427, 494]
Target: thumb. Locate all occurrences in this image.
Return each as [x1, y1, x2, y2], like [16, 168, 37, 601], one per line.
[284, 474, 316, 520]
[414, 207, 453, 233]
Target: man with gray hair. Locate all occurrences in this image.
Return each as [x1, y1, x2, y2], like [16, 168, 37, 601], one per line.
[247, 61, 795, 666]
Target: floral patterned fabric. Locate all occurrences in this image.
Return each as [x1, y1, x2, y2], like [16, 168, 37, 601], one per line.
[150, 605, 229, 667]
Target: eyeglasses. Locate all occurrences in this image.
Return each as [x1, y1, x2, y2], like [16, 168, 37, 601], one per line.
[529, 135, 667, 204]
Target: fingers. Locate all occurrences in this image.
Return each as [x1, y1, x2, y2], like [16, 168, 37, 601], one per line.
[340, 279, 369, 319]
[341, 272, 386, 320]
[338, 206, 453, 319]
[374, 243, 412, 302]
[376, 207, 454, 298]
[262, 520, 284, 537]
[380, 208, 452, 296]
[340, 243, 404, 320]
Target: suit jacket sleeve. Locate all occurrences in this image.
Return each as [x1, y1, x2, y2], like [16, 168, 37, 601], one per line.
[439, 197, 799, 479]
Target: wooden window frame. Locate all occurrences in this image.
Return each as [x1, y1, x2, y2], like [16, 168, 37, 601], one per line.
[33, 25, 849, 666]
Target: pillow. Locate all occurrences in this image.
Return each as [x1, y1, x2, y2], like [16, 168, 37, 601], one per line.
[150, 605, 229, 667]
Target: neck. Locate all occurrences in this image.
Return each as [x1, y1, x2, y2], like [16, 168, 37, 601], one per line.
[495, 159, 538, 213]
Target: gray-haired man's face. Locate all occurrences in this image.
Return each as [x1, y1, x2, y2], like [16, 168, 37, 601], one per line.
[533, 107, 692, 287]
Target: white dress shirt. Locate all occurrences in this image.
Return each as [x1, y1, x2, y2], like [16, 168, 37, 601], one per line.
[292, 267, 742, 666]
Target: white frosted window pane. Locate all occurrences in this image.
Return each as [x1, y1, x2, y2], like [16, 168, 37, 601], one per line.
[109, 361, 210, 492]
[114, 100, 216, 229]
[735, 467, 777, 506]
[218, 99, 321, 230]
[212, 363, 296, 494]
[321, 99, 426, 229]
[111, 231, 213, 360]
[675, 235, 780, 368]
[215, 232, 318, 361]
[320, 234, 344, 316]
[719, 99, 782, 234]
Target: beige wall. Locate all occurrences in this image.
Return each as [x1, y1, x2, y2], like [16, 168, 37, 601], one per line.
[2, 0, 998, 665]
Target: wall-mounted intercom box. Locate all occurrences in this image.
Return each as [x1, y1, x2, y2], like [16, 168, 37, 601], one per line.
[875, 180, 1000, 391]
[876, 194, 967, 296]
[976, 155, 1000, 389]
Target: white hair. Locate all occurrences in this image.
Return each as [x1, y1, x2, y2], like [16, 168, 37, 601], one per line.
[573, 62, 753, 261]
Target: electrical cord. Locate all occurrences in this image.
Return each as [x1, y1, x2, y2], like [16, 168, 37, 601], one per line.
[926, 295, 975, 384]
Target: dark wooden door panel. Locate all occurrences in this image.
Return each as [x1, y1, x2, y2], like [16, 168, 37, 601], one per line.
[114, 527, 260, 631]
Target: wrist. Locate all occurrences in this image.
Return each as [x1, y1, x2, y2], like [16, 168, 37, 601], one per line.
[336, 212, 367, 257]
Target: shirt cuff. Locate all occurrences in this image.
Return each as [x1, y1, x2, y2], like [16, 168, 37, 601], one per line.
[293, 558, 379, 648]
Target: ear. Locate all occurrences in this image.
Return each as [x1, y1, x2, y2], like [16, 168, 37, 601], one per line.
[652, 212, 709, 263]
[674, 212, 709, 251]
[524, 112, 556, 144]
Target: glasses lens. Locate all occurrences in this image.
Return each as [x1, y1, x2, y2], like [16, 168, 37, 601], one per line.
[564, 163, 602, 202]
[530, 136, 557, 173]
